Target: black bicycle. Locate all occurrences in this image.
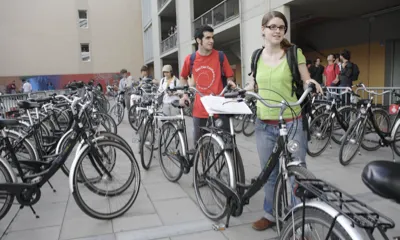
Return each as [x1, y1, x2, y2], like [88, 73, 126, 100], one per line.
[192, 84, 316, 233]
[0, 94, 140, 220]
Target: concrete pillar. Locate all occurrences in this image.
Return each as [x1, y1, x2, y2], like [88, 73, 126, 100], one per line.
[151, 0, 162, 80]
[273, 4, 291, 41]
[176, 0, 195, 73]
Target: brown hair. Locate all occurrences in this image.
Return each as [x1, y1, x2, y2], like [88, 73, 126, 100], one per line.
[261, 11, 292, 50]
[140, 65, 148, 72]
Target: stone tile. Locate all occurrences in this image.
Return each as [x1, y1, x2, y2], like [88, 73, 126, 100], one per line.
[0, 206, 19, 235]
[221, 224, 277, 240]
[71, 233, 116, 240]
[9, 202, 66, 231]
[171, 230, 226, 240]
[152, 198, 205, 225]
[145, 182, 188, 201]
[59, 217, 113, 240]
[3, 226, 60, 240]
[141, 167, 171, 185]
[112, 214, 163, 233]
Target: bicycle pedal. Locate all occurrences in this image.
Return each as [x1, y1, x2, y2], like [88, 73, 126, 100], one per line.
[212, 223, 226, 231]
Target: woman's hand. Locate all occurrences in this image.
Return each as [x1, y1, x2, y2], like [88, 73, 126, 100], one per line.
[306, 79, 323, 94]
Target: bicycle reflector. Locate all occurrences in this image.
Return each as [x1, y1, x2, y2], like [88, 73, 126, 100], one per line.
[287, 140, 300, 154]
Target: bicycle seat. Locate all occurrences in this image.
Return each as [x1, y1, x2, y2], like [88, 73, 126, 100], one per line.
[17, 100, 42, 110]
[141, 100, 152, 107]
[0, 119, 19, 130]
[29, 97, 53, 103]
[362, 160, 400, 203]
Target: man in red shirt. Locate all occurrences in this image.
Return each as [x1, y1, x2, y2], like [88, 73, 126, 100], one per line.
[324, 54, 340, 86]
[180, 25, 235, 145]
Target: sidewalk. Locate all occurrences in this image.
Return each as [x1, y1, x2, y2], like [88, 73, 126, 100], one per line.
[0, 115, 399, 240]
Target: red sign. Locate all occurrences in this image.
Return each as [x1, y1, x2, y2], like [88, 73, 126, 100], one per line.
[389, 104, 399, 115]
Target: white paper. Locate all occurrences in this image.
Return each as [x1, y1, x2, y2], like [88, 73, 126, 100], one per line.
[200, 96, 253, 115]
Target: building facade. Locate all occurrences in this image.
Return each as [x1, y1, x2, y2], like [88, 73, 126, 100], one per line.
[0, 0, 144, 91]
[142, 0, 400, 88]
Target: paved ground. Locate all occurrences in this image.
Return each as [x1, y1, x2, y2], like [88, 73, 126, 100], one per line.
[1, 113, 399, 240]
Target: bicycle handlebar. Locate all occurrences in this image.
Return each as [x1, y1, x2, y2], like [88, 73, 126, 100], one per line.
[356, 83, 392, 96]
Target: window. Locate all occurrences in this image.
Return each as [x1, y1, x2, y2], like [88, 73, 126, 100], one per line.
[78, 10, 88, 28]
[81, 43, 90, 61]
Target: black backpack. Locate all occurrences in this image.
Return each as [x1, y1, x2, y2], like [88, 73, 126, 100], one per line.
[189, 51, 227, 87]
[248, 45, 312, 140]
[351, 63, 360, 81]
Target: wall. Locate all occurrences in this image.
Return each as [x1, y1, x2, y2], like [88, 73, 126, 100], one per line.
[0, 0, 143, 76]
[303, 42, 385, 87]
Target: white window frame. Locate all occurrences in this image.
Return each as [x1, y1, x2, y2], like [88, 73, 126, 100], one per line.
[78, 10, 88, 28]
[80, 43, 91, 62]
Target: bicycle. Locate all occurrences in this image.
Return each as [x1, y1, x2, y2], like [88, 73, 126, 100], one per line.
[109, 90, 125, 125]
[278, 160, 396, 240]
[192, 84, 316, 232]
[307, 87, 360, 157]
[0, 94, 140, 220]
[339, 84, 395, 166]
[157, 85, 242, 183]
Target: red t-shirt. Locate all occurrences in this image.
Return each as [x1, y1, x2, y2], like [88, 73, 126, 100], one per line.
[324, 64, 340, 86]
[181, 50, 234, 118]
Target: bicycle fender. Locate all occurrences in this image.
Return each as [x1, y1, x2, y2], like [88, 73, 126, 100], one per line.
[69, 142, 89, 193]
[55, 129, 73, 154]
[391, 119, 400, 140]
[283, 200, 366, 240]
[198, 133, 236, 189]
[161, 121, 187, 157]
[287, 161, 304, 168]
[0, 157, 18, 183]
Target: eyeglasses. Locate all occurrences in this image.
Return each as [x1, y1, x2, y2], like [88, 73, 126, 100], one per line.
[265, 25, 287, 31]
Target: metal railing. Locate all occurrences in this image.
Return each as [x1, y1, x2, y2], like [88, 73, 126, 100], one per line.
[355, 87, 400, 106]
[0, 90, 71, 118]
[193, 0, 239, 35]
[160, 32, 178, 54]
[158, 0, 169, 11]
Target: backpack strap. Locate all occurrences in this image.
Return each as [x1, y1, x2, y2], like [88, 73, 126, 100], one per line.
[189, 52, 196, 77]
[218, 51, 227, 87]
[286, 45, 301, 97]
[248, 47, 264, 92]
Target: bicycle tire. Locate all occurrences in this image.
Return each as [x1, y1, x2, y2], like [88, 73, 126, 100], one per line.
[361, 108, 390, 151]
[392, 118, 400, 156]
[331, 106, 358, 145]
[280, 207, 352, 240]
[158, 121, 184, 182]
[140, 120, 155, 170]
[339, 118, 365, 166]
[193, 135, 234, 221]
[307, 113, 332, 157]
[0, 160, 15, 221]
[242, 113, 256, 137]
[71, 140, 141, 220]
[274, 165, 316, 234]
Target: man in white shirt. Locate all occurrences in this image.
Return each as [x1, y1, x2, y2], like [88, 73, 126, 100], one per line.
[119, 69, 134, 110]
[22, 80, 32, 93]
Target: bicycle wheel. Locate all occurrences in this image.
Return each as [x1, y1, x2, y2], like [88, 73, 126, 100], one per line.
[95, 112, 117, 134]
[158, 121, 184, 182]
[193, 135, 234, 221]
[242, 112, 256, 137]
[280, 207, 353, 239]
[128, 105, 137, 130]
[0, 160, 15, 221]
[331, 106, 358, 145]
[140, 120, 155, 170]
[307, 113, 332, 157]
[339, 118, 365, 166]
[233, 115, 244, 134]
[109, 103, 124, 126]
[71, 140, 140, 220]
[274, 165, 316, 234]
[392, 119, 400, 156]
[361, 108, 390, 151]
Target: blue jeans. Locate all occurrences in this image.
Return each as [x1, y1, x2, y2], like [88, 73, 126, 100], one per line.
[255, 118, 308, 221]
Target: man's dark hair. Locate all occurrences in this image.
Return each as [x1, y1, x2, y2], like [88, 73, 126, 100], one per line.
[340, 49, 351, 61]
[334, 53, 340, 60]
[306, 59, 312, 65]
[194, 25, 214, 43]
[140, 65, 148, 72]
[120, 69, 127, 74]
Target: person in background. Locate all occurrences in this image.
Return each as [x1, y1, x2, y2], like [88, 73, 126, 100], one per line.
[323, 54, 340, 87]
[119, 69, 133, 110]
[22, 80, 32, 93]
[334, 53, 342, 72]
[7, 80, 16, 94]
[309, 58, 325, 85]
[158, 64, 181, 116]
[48, 82, 55, 90]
